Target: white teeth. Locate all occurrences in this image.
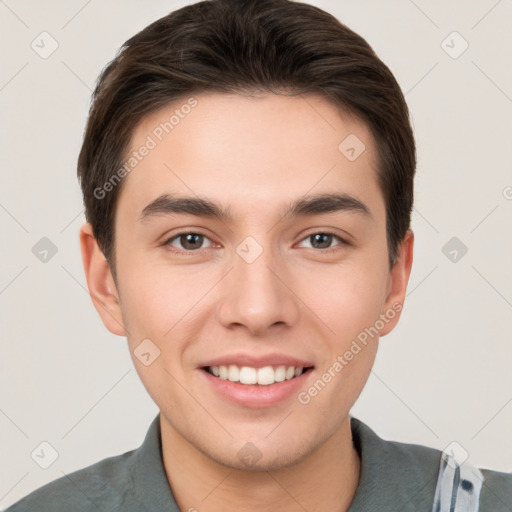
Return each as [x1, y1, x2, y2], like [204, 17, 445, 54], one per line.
[274, 366, 286, 382]
[208, 364, 305, 385]
[239, 366, 257, 384]
[257, 366, 275, 386]
[227, 364, 240, 381]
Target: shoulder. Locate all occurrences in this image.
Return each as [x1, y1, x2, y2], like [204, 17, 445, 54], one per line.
[4, 448, 143, 512]
[5, 414, 175, 512]
[350, 416, 442, 476]
[349, 417, 443, 509]
[479, 467, 512, 511]
[349, 417, 512, 511]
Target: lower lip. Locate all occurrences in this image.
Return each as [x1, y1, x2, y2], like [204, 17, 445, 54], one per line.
[200, 368, 313, 408]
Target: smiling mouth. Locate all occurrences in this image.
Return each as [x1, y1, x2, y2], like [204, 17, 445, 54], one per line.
[202, 365, 314, 386]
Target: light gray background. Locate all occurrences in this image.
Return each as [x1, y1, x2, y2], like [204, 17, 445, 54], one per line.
[1, 0, 511, 508]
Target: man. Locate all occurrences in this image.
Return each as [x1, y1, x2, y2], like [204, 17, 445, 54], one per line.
[6, 0, 511, 510]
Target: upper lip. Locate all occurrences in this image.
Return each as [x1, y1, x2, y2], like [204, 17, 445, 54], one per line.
[200, 353, 314, 369]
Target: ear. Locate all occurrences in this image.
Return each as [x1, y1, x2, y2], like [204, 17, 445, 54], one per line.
[379, 229, 414, 337]
[79, 222, 126, 336]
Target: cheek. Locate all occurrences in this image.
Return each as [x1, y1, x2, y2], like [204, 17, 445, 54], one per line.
[300, 266, 384, 409]
[117, 259, 216, 344]
[302, 260, 388, 341]
[117, 267, 203, 401]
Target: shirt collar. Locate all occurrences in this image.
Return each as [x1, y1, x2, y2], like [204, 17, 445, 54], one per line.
[129, 413, 181, 511]
[348, 416, 439, 510]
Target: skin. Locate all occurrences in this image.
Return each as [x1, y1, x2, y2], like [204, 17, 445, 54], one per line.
[80, 92, 414, 512]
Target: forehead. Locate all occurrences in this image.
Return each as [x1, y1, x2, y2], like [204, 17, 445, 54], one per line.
[116, 92, 384, 225]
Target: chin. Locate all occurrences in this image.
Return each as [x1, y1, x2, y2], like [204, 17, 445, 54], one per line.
[194, 430, 318, 473]
[213, 444, 313, 473]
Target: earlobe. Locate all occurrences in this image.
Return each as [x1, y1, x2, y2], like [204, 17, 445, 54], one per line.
[79, 222, 126, 336]
[379, 229, 414, 337]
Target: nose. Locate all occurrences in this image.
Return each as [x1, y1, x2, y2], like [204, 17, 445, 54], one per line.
[216, 241, 301, 336]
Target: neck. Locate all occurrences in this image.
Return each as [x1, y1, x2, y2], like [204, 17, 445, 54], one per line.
[160, 416, 361, 512]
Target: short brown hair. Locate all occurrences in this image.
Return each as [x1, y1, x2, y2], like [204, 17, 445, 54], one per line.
[77, 0, 415, 280]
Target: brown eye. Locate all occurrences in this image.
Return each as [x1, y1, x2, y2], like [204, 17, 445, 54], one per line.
[165, 232, 213, 252]
[298, 232, 348, 251]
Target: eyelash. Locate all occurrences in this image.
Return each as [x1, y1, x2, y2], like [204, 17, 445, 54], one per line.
[162, 231, 349, 255]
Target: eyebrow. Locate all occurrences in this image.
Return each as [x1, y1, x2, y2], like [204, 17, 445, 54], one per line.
[138, 192, 371, 223]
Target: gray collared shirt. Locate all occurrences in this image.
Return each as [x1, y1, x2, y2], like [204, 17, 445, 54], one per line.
[5, 413, 511, 511]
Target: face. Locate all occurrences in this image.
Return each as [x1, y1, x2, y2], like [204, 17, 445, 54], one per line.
[81, 92, 413, 471]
